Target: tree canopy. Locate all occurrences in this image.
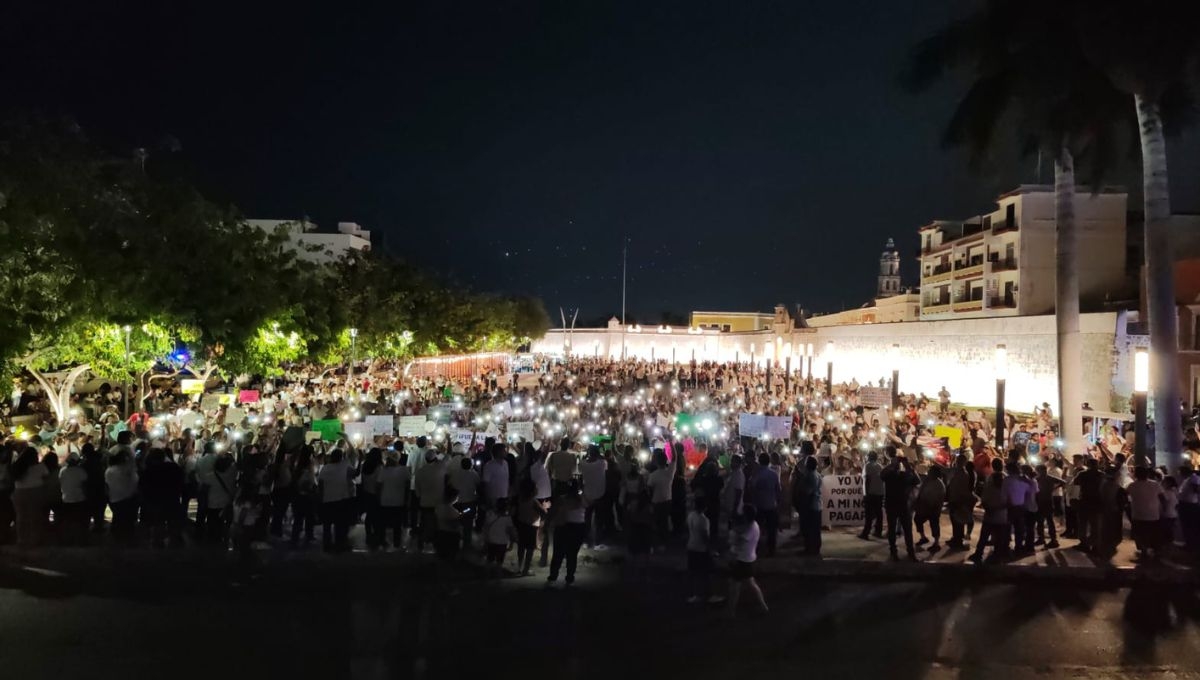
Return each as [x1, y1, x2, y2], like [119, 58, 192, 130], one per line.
[0, 115, 549, 383]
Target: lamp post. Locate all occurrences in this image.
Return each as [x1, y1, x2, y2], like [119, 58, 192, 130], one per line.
[348, 327, 358, 393]
[805, 343, 814, 382]
[890, 343, 900, 410]
[994, 344, 1007, 450]
[825, 341, 834, 396]
[122, 324, 132, 419]
[1133, 348, 1150, 467]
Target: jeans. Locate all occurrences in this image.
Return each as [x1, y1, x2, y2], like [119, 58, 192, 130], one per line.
[1009, 507, 1027, 552]
[322, 499, 351, 552]
[971, 522, 1011, 561]
[550, 522, 586, 582]
[382, 505, 407, 547]
[800, 508, 822, 555]
[1035, 506, 1058, 543]
[886, 505, 914, 556]
[291, 495, 316, 543]
[1064, 500, 1078, 536]
[915, 510, 941, 543]
[862, 494, 884, 537]
[110, 497, 140, 545]
[1076, 505, 1102, 549]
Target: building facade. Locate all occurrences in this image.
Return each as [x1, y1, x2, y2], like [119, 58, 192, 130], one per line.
[689, 310, 776, 333]
[249, 219, 372, 263]
[878, 237, 902, 297]
[806, 293, 920, 327]
[918, 186, 1129, 320]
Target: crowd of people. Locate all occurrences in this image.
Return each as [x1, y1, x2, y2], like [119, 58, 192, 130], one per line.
[2, 355, 1199, 610]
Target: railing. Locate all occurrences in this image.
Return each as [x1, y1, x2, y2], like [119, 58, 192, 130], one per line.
[922, 301, 952, 313]
[987, 296, 1017, 309]
[988, 257, 1018, 272]
[993, 220, 1019, 234]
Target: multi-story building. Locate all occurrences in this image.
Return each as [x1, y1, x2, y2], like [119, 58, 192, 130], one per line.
[917, 185, 1128, 319]
[689, 310, 776, 332]
[248, 219, 372, 263]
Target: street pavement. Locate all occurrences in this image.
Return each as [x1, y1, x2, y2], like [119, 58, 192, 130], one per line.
[2, 516, 1200, 680]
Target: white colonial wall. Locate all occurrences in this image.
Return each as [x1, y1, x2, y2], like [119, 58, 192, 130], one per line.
[532, 311, 1135, 412]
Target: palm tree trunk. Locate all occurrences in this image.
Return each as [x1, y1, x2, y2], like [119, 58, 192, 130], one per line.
[1136, 93, 1182, 468]
[1055, 149, 1084, 457]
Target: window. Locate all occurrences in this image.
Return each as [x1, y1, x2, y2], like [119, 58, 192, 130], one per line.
[1005, 203, 1016, 230]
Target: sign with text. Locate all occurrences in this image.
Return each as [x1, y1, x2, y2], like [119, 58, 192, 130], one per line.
[312, 418, 343, 442]
[738, 413, 765, 438]
[366, 415, 395, 436]
[859, 387, 891, 409]
[181, 379, 204, 395]
[397, 415, 428, 436]
[765, 416, 792, 440]
[506, 421, 535, 441]
[344, 421, 372, 444]
[238, 390, 260, 404]
[822, 473, 865, 527]
[934, 425, 963, 450]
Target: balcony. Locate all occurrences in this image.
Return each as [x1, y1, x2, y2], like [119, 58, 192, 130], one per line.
[922, 263, 953, 283]
[953, 299, 984, 312]
[954, 255, 985, 279]
[993, 220, 1019, 235]
[987, 256, 1018, 273]
[922, 302, 952, 314]
[987, 296, 1017, 309]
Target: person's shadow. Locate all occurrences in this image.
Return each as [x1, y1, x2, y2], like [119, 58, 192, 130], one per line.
[1121, 584, 1175, 665]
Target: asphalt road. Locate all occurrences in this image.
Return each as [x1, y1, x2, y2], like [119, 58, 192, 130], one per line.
[1, 552, 1199, 680]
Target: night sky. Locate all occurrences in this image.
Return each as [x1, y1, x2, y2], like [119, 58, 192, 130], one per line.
[4, 1, 1199, 323]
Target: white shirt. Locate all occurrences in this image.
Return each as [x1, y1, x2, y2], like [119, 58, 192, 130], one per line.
[648, 466, 673, 504]
[731, 520, 760, 563]
[484, 512, 515, 545]
[450, 465, 481, 504]
[580, 458, 607, 501]
[105, 464, 139, 502]
[1127, 479, 1162, 521]
[318, 461, 354, 503]
[59, 466, 88, 503]
[481, 459, 510, 502]
[722, 468, 745, 513]
[379, 465, 411, 507]
[686, 511, 709, 552]
[13, 464, 48, 490]
[415, 460, 446, 508]
[530, 458, 551, 499]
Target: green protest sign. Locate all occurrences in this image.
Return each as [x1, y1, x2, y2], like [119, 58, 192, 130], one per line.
[312, 418, 343, 442]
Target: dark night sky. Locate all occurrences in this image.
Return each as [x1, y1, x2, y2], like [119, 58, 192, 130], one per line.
[4, 1, 1199, 322]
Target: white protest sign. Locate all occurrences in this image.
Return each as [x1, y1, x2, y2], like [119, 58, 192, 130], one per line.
[507, 421, 535, 441]
[738, 413, 766, 438]
[656, 414, 670, 428]
[765, 416, 792, 440]
[225, 408, 246, 426]
[344, 421, 372, 444]
[398, 415, 428, 436]
[450, 429, 478, 448]
[366, 415, 395, 436]
[822, 473, 865, 527]
[859, 387, 891, 409]
[492, 402, 513, 418]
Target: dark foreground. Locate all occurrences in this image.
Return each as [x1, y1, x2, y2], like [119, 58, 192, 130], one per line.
[2, 549, 1200, 680]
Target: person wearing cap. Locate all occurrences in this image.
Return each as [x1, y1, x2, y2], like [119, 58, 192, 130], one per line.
[414, 448, 446, 553]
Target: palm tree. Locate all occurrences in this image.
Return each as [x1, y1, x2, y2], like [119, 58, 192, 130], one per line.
[905, 0, 1134, 455]
[1077, 0, 1199, 468]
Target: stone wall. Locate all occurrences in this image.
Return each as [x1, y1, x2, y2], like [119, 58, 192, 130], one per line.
[533, 311, 1135, 412]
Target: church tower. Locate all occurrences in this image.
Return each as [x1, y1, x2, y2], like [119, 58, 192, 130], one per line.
[877, 238, 901, 298]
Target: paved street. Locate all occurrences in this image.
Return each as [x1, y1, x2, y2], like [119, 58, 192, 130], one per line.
[3, 542, 1200, 680]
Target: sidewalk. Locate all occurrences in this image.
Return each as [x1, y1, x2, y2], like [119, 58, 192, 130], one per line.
[578, 516, 1200, 586]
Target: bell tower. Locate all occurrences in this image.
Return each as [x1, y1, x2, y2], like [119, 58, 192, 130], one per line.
[877, 238, 901, 298]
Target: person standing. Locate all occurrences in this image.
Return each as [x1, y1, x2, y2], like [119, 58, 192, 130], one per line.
[1062, 455, 1085, 539]
[547, 479, 586, 586]
[58, 453, 89, 545]
[203, 454, 237, 547]
[1034, 464, 1063, 548]
[859, 451, 885, 540]
[881, 453, 919, 561]
[945, 454, 977, 550]
[580, 445, 608, 548]
[686, 496, 723, 604]
[514, 478, 547, 576]
[792, 456, 823, 557]
[450, 455, 481, 549]
[1178, 465, 1200, 555]
[1127, 466, 1163, 560]
[969, 460, 1009, 564]
[913, 465, 946, 554]
[1001, 462, 1030, 555]
[289, 449, 318, 546]
[10, 447, 48, 547]
[727, 505, 768, 616]
[1072, 457, 1103, 553]
[317, 448, 354, 553]
[140, 448, 184, 548]
[746, 453, 782, 558]
[105, 449, 140, 546]
[647, 450, 674, 550]
[691, 444, 723, 551]
[414, 450, 446, 553]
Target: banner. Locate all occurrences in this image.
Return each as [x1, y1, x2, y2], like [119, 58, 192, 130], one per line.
[397, 415, 428, 436]
[450, 428, 478, 448]
[765, 416, 792, 440]
[200, 394, 222, 412]
[181, 379, 204, 395]
[366, 415, 395, 436]
[822, 473, 865, 527]
[934, 425, 963, 449]
[312, 418, 343, 442]
[859, 387, 891, 408]
[238, 389, 260, 404]
[224, 408, 245, 426]
[738, 413, 765, 438]
[507, 421, 535, 441]
[344, 421, 372, 444]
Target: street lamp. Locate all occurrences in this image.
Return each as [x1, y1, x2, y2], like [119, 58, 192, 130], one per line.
[122, 324, 132, 418]
[890, 343, 900, 410]
[825, 341, 834, 395]
[994, 344, 1007, 450]
[348, 327, 358, 392]
[1133, 348, 1150, 466]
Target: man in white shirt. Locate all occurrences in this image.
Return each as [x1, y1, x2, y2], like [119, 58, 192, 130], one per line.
[647, 451, 675, 548]
[722, 454, 746, 523]
[58, 457, 89, 545]
[414, 450, 446, 552]
[379, 454, 412, 549]
[481, 446, 510, 506]
[547, 438, 579, 492]
[318, 448, 355, 553]
[450, 455, 482, 547]
[580, 445, 608, 548]
[1127, 466, 1163, 558]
